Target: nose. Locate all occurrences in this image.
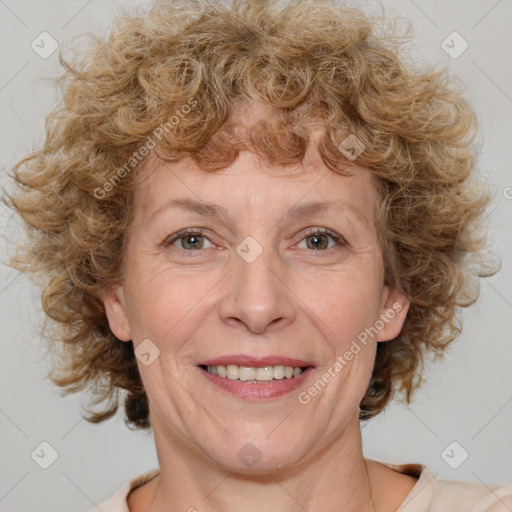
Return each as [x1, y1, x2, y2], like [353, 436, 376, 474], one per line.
[219, 248, 297, 334]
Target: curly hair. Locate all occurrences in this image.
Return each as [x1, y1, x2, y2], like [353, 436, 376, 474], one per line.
[5, 0, 494, 429]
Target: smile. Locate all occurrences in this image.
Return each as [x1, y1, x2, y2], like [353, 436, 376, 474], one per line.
[198, 364, 315, 400]
[202, 364, 308, 382]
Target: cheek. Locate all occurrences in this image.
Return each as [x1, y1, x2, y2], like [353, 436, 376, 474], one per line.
[123, 267, 217, 342]
[303, 270, 383, 350]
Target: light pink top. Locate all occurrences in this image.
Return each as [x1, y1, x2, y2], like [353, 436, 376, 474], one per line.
[88, 461, 512, 511]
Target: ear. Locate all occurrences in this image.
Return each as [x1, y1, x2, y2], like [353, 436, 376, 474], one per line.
[102, 284, 131, 342]
[376, 287, 410, 342]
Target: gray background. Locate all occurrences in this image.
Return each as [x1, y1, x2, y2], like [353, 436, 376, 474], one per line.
[0, 1, 511, 511]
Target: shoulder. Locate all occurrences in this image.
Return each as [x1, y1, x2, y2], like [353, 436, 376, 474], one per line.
[430, 478, 512, 511]
[86, 469, 160, 512]
[374, 460, 512, 511]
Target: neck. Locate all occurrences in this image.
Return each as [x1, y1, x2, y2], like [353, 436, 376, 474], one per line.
[142, 415, 375, 512]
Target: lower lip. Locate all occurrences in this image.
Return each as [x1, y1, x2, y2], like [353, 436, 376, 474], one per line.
[199, 366, 315, 400]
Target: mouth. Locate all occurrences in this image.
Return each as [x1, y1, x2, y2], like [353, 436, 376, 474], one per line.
[199, 364, 312, 382]
[197, 356, 316, 400]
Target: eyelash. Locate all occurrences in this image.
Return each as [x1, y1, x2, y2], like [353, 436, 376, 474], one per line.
[163, 227, 346, 252]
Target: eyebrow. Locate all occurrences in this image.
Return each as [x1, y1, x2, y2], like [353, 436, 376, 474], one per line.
[149, 198, 368, 226]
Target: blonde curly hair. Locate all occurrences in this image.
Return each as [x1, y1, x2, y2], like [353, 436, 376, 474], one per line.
[5, 0, 494, 429]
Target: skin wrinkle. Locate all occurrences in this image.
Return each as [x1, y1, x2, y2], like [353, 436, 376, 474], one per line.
[6, 0, 493, 435]
[106, 140, 411, 512]
[4, 1, 497, 510]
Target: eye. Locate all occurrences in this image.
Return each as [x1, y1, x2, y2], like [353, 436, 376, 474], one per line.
[296, 227, 345, 251]
[164, 228, 214, 251]
[163, 227, 346, 253]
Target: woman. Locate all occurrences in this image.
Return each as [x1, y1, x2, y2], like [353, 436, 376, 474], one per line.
[6, 0, 511, 510]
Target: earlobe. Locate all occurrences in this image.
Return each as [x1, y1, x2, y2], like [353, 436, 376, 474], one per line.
[102, 284, 132, 342]
[377, 288, 410, 342]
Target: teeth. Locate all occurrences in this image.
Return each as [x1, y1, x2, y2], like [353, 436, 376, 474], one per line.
[226, 365, 239, 380]
[206, 364, 305, 381]
[239, 366, 256, 381]
[273, 365, 285, 379]
[256, 366, 274, 381]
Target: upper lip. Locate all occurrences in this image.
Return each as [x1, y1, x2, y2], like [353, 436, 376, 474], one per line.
[199, 355, 315, 368]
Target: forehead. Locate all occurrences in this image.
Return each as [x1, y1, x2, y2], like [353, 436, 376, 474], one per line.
[135, 146, 378, 230]
[133, 100, 379, 228]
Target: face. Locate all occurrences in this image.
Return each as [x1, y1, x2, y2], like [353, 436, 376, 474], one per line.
[104, 136, 409, 473]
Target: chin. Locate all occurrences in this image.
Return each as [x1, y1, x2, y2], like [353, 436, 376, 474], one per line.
[199, 430, 314, 474]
